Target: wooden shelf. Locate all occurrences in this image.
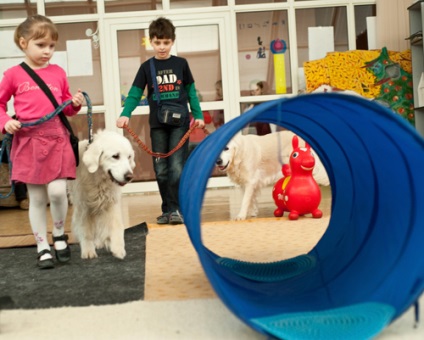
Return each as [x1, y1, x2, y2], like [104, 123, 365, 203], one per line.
[408, 0, 424, 11]
[406, 31, 423, 45]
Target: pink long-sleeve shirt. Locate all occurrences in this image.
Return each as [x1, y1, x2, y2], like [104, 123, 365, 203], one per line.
[0, 64, 81, 184]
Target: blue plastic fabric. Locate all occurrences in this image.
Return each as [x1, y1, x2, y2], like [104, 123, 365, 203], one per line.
[179, 93, 424, 339]
[251, 302, 395, 340]
[216, 255, 316, 282]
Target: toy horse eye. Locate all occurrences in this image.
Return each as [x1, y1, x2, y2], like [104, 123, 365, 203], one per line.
[292, 152, 299, 158]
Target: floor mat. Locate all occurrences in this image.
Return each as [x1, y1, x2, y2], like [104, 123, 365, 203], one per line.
[0, 222, 148, 310]
[144, 217, 329, 301]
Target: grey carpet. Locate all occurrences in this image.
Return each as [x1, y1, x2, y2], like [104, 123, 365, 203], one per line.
[0, 222, 148, 310]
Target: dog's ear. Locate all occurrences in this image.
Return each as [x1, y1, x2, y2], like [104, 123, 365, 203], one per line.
[82, 142, 103, 173]
[230, 140, 242, 167]
[126, 140, 136, 170]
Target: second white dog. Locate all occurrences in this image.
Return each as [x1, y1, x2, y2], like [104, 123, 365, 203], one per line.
[216, 130, 329, 220]
[69, 130, 136, 259]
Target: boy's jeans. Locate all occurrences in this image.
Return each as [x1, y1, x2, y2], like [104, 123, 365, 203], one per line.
[150, 126, 189, 214]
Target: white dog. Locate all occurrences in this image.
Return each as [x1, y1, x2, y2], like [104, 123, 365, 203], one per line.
[216, 131, 329, 220]
[69, 130, 136, 259]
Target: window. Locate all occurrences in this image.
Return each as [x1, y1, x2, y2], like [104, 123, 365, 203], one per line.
[0, 1, 36, 19]
[237, 11, 291, 96]
[296, 7, 348, 66]
[55, 22, 105, 140]
[45, 0, 98, 16]
[170, 0, 227, 9]
[235, 0, 284, 4]
[55, 22, 104, 106]
[105, 0, 161, 13]
[354, 5, 377, 50]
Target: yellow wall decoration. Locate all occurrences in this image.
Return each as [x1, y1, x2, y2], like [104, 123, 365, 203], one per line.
[304, 49, 411, 99]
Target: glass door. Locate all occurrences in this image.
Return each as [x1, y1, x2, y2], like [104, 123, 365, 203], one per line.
[104, 14, 233, 193]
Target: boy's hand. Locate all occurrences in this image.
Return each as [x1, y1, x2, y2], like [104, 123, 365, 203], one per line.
[72, 89, 84, 108]
[116, 116, 129, 128]
[194, 119, 205, 129]
[4, 119, 21, 134]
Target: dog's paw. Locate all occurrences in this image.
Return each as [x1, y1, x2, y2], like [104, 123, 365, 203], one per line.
[112, 248, 126, 260]
[234, 214, 247, 221]
[81, 250, 98, 259]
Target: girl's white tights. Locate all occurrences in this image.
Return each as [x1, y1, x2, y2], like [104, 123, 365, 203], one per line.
[27, 179, 68, 260]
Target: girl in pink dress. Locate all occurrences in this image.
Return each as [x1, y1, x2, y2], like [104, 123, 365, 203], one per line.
[0, 15, 84, 269]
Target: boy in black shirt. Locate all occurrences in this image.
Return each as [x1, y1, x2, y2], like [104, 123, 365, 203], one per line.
[116, 17, 205, 225]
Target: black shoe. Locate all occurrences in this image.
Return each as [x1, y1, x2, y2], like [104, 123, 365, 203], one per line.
[156, 212, 170, 225]
[169, 211, 184, 225]
[53, 234, 71, 263]
[37, 249, 55, 269]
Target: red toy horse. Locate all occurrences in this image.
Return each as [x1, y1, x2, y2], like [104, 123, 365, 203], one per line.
[272, 135, 322, 220]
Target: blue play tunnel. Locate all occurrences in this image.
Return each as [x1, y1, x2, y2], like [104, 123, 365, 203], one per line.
[180, 93, 424, 339]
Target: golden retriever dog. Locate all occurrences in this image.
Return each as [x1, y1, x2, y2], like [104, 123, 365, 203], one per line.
[68, 130, 135, 259]
[216, 130, 329, 220]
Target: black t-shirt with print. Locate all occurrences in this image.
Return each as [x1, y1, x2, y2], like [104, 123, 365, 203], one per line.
[132, 56, 195, 128]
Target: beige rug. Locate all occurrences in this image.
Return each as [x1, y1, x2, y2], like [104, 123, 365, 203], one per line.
[145, 216, 329, 300]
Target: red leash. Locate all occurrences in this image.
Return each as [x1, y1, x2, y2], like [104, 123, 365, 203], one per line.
[125, 123, 208, 158]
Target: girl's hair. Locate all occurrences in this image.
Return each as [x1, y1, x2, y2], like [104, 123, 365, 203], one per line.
[14, 15, 59, 50]
[149, 17, 176, 41]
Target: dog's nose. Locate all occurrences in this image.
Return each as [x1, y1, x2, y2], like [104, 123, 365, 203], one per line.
[125, 173, 134, 182]
[216, 158, 223, 166]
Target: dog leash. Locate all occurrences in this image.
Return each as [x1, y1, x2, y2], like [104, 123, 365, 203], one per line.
[124, 123, 207, 158]
[0, 92, 93, 199]
[84, 92, 93, 144]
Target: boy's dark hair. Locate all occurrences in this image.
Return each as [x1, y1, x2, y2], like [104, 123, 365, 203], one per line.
[149, 17, 176, 41]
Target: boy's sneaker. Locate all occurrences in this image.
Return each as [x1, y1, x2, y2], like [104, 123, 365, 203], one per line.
[169, 211, 184, 225]
[156, 213, 170, 225]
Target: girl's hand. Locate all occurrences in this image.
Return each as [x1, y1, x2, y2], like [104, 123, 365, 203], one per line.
[4, 119, 22, 134]
[72, 89, 84, 108]
[116, 116, 129, 128]
[194, 119, 205, 129]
